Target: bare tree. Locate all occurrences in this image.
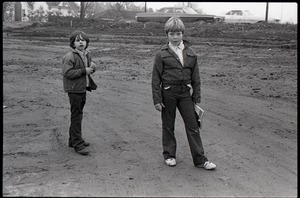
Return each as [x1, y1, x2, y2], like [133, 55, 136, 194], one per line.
[80, 2, 93, 20]
[84, 2, 103, 18]
[83, 2, 116, 18]
[79, 2, 144, 19]
[80, 2, 84, 20]
[124, 2, 144, 11]
[107, 2, 126, 11]
[27, 2, 34, 9]
[3, 2, 14, 21]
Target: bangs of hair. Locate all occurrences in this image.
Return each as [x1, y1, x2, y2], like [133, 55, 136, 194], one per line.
[76, 33, 89, 42]
[69, 30, 90, 49]
[164, 17, 185, 33]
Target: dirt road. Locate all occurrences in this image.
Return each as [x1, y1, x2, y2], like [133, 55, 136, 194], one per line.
[2, 28, 297, 197]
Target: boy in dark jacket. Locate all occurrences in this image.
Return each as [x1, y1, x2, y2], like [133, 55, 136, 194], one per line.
[151, 17, 216, 169]
[62, 31, 97, 155]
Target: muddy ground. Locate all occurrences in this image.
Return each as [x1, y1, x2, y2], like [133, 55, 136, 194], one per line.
[2, 21, 297, 197]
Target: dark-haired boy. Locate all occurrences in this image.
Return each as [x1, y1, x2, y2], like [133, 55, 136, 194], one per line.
[62, 31, 97, 155]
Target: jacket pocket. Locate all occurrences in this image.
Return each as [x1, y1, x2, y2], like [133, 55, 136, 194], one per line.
[185, 52, 197, 68]
[161, 53, 180, 69]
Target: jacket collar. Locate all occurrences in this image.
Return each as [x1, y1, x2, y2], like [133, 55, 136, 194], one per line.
[70, 48, 90, 55]
[161, 40, 192, 50]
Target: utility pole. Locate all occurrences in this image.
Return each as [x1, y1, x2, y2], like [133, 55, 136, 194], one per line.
[145, 2, 147, 12]
[265, 2, 269, 22]
[280, 3, 283, 22]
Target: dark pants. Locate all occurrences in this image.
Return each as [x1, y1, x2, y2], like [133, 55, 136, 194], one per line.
[68, 92, 86, 151]
[162, 85, 208, 166]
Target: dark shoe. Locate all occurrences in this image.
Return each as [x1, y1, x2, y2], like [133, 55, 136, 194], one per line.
[69, 142, 90, 148]
[75, 147, 89, 156]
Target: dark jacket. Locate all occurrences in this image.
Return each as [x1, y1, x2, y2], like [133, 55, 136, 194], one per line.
[151, 40, 201, 105]
[62, 48, 97, 93]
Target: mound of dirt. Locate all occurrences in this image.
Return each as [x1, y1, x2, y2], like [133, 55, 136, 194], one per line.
[3, 20, 297, 42]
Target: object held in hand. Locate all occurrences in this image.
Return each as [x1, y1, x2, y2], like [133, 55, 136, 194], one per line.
[194, 104, 204, 129]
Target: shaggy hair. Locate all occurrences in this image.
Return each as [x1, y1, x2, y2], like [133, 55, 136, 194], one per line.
[69, 30, 90, 49]
[164, 17, 185, 34]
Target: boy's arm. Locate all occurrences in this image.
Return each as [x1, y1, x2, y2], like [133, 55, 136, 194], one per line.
[191, 57, 201, 103]
[152, 53, 163, 105]
[62, 53, 86, 79]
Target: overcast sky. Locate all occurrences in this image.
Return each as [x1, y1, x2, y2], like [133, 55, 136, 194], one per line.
[141, 2, 297, 24]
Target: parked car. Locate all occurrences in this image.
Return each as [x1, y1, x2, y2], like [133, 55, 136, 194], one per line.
[219, 10, 280, 24]
[136, 7, 224, 24]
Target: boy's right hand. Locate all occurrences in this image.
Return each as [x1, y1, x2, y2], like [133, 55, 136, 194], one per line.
[154, 103, 165, 111]
[91, 62, 96, 73]
[86, 68, 94, 75]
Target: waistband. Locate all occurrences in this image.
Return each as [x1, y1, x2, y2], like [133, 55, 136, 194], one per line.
[162, 80, 191, 85]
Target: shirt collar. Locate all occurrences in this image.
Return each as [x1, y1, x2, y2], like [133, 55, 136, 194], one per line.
[168, 41, 184, 50]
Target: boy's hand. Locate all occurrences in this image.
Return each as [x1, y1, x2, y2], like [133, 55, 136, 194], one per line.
[86, 68, 94, 75]
[91, 62, 96, 73]
[154, 103, 165, 111]
[91, 66, 96, 73]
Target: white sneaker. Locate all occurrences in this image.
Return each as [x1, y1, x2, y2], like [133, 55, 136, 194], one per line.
[165, 158, 176, 166]
[198, 161, 216, 170]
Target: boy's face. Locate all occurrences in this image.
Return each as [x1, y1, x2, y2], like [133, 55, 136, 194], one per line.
[74, 35, 87, 51]
[167, 31, 183, 46]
